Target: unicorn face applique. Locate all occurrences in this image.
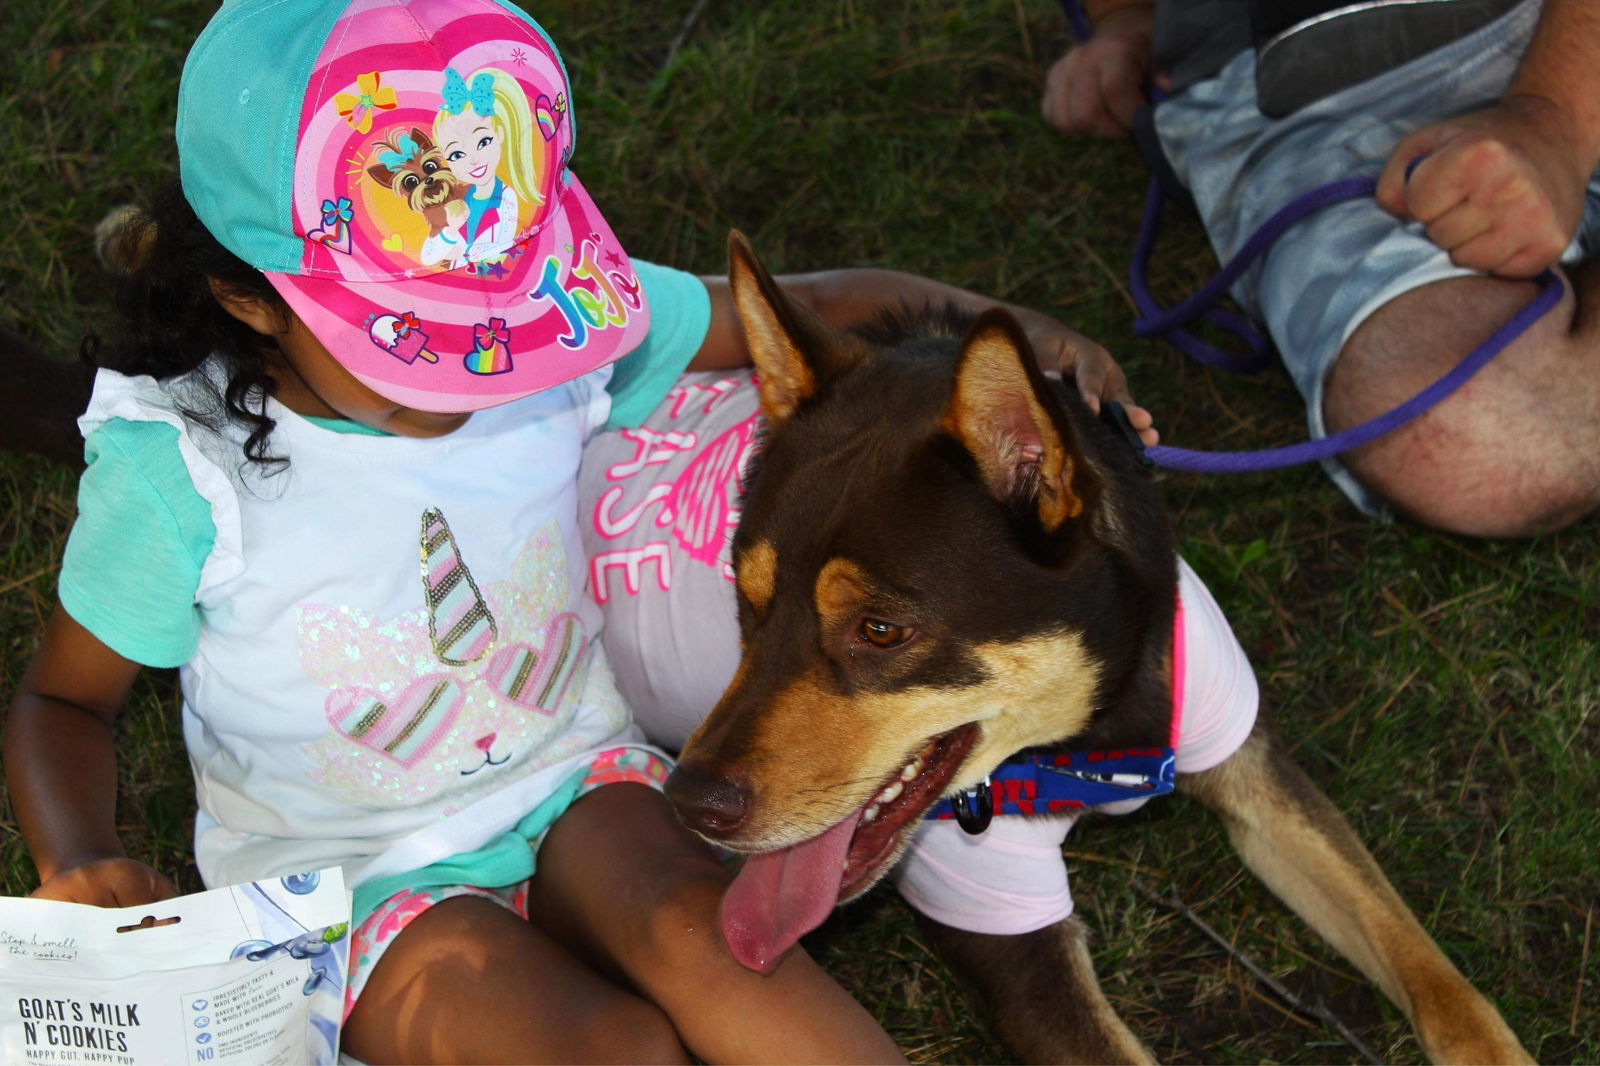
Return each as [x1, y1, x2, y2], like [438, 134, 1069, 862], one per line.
[297, 514, 623, 810]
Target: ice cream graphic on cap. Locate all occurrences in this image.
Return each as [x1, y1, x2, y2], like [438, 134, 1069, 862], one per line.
[368, 311, 439, 364]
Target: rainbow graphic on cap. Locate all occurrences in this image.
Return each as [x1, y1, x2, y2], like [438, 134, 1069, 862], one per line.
[466, 317, 513, 375]
[534, 93, 560, 140]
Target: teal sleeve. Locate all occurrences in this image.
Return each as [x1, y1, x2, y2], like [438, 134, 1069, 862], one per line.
[58, 419, 217, 668]
[604, 259, 713, 429]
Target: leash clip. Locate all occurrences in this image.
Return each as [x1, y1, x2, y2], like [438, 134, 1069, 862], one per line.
[1100, 401, 1152, 470]
[952, 776, 994, 835]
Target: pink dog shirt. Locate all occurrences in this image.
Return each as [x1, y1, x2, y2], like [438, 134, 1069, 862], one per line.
[892, 557, 1259, 934]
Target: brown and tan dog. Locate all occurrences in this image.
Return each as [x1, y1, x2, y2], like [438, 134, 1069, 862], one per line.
[664, 233, 1530, 1065]
[365, 127, 467, 235]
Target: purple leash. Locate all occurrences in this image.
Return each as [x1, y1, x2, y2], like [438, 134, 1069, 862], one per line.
[1141, 268, 1562, 472]
[1058, 0, 1566, 474]
[1130, 172, 1566, 472]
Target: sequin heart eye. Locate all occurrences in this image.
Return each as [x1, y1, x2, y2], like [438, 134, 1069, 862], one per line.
[484, 613, 584, 714]
[325, 673, 464, 767]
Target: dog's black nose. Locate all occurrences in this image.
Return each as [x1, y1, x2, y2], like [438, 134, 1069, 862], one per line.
[664, 765, 749, 836]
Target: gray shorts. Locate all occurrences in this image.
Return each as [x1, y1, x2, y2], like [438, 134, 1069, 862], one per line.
[1150, 0, 1600, 515]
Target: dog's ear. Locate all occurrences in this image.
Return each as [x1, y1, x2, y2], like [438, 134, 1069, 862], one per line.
[366, 164, 395, 186]
[409, 126, 435, 152]
[727, 230, 860, 428]
[365, 133, 401, 184]
[940, 309, 1100, 532]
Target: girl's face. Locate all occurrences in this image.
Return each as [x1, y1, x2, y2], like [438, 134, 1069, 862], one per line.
[437, 109, 503, 190]
[272, 315, 471, 438]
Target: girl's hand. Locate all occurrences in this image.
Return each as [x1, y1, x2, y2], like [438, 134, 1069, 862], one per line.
[31, 857, 180, 909]
[693, 268, 1160, 447]
[1024, 320, 1159, 446]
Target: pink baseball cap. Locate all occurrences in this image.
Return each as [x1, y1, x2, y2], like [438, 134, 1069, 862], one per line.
[178, 0, 649, 412]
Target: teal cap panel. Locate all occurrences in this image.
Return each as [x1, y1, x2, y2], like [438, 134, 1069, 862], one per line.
[177, 0, 347, 272]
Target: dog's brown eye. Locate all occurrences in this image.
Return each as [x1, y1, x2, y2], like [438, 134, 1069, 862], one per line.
[401, 175, 419, 191]
[421, 158, 439, 174]
[858, 619, 912, 649]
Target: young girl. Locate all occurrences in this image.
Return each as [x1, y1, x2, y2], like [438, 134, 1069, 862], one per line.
[3, 0, 1150, 1061]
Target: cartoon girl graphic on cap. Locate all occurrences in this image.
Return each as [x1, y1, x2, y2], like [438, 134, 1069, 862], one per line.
[429, 66, 552, 270]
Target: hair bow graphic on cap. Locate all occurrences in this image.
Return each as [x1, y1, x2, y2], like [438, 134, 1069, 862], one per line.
[320, 197, 354, 228]
[377, 133, 423, 172]
[442, 68, 496, 116]
[334, 71, 398, 134]
[474, 318, 510, 348]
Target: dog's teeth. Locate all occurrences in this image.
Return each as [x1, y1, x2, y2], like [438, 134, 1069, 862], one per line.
[900, 760, 922, 782]
[863, 804, 880, 823]
[877, 781, 904, 805]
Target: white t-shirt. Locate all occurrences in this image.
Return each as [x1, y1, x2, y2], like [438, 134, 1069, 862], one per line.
[78, 364, 645, 891]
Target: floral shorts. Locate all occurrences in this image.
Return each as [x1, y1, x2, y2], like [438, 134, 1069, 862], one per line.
[343, 746, 671, 1017]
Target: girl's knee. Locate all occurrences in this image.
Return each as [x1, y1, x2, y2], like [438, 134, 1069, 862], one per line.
[346, 894, 693, 1064]
[569, 995, 691, 1066]
[633, 855, 734, 967]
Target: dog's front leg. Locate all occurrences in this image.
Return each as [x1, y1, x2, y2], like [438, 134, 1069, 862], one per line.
[917, 913, 1156, 1065]
[1178, 721, 1530, 1065]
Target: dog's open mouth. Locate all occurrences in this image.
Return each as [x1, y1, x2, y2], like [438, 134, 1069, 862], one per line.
[718, 722, 979, 974]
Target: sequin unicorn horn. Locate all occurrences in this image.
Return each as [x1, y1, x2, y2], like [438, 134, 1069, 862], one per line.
[368, 311, 440, 364]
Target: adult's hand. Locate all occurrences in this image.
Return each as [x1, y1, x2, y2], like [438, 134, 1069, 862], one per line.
[1377, 95, 1590, 277]
[1041, 6, 1163, 139]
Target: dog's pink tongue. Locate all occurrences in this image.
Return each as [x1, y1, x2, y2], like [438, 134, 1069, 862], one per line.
[719, 807, 864, 975]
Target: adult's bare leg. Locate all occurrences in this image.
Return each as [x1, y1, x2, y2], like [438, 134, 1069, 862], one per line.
[1325, 265, 1600, 536]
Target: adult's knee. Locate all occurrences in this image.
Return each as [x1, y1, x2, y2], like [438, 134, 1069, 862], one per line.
[1324, 276, 1600, 536]
[1331, 397, 1597, 535]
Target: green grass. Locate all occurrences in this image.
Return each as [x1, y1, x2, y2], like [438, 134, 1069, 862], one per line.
[3, 1, 1596, 1062]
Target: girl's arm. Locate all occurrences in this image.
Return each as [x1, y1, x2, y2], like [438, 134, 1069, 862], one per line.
[4, 607, 179, 905]
[689, 269, 1159, 444]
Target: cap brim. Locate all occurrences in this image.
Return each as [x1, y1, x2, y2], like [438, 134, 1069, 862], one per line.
[266, 171, 649, 413]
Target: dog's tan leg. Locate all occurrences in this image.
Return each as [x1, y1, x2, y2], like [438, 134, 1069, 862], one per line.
[917, 913, 1156, 1065]
[1179, 722, 1531, 1065]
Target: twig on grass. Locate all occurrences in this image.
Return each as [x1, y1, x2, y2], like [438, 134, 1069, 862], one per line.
[663, 0, 709, 70]
[1130, 879, 1382, 1065]
[1573, 903, 1594, 1036]
[0, 563, 62, 599]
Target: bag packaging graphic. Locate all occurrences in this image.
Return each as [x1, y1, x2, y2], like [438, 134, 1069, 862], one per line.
[0, 867, 350, 1065]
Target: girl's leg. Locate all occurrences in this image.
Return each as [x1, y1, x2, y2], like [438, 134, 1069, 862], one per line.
[526, 782, 907, 1065]
[343, 893, 691, 1065]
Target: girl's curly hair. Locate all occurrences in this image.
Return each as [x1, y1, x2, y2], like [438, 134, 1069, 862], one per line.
[95, 180, 288, 468]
